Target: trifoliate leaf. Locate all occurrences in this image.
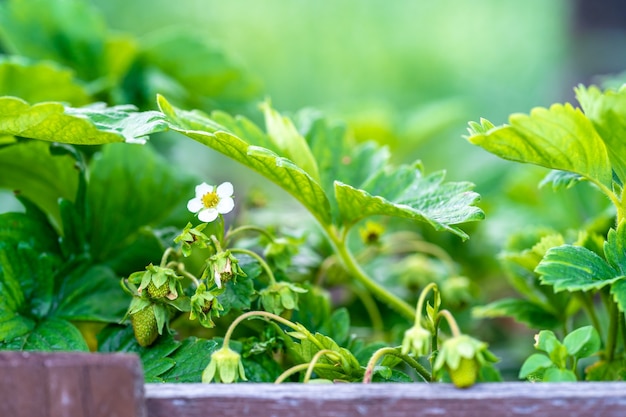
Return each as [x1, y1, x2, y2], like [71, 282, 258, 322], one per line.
[0, 97, 167, 144]
[335, 168, 484, 240]
[576, 84, 626, 184]
[467, 103, 613, 189]
[536, 245, 620, 292]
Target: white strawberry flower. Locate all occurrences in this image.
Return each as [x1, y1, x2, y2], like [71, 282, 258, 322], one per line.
[187, 182, 235, 223]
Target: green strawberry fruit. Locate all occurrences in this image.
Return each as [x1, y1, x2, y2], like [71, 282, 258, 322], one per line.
[131, 305, 159, 347]
[147, 281, 170, 299]
[448, 357, 479, 388]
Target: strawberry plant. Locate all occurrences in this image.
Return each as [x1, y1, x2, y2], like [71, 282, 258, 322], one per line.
[467, 84, 626, 381]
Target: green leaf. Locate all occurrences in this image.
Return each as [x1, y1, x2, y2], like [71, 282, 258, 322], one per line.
[472, 298, 561, 329]
[0, 97, 166, 144]
[563, 326, 601, 359]
[0, 242, 58, 320]
[536, 245, 620, 292]
[0, 0, 109, 82]
[576, 85, 626, 184]
[159, 337, 219, 383]
[605, 220, 626, 275]
[519, 353, 554, 379]
[261, 101, 320, 183]
[0, 210, 60, 255]
[335, 168, 484, 240]
[467, 103, 613, 189]
[0, 56, 90, 105]
[0, 309, 34, 344]
[610, 280, 626, 313]
[543, 367, 577, 382]
[318, 308, 351, 347]
[0, 141, 78, 226]
[158, 95, 332, 226]
[97, 325, 181, 382]
[539, 170, 585, 191]
[21, 318, 89, 351]
[53, 264, 128, 322]
[87, 142, 195, 262]
[137, 29, 261, 112]
[534, 330, 561, 354]
[218, 275, 255, 315]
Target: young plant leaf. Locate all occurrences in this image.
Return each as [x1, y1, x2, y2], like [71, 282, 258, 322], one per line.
[0, 97, 166, 144]
[576, 85, 626, 184]
[467, 103, 613, 189]
[535, 245, 620, 292]
[157, 95, 333, 226]
[543, 367, 578, 382]
[518, 353, 553, 379]
[563, 325, 600, 359]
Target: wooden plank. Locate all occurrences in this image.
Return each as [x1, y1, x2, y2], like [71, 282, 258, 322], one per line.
[145, 382, 626, 417]
[0, 351, 146, 417]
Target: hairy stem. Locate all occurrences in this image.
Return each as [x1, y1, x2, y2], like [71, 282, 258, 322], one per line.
[225, 225, 275, 245]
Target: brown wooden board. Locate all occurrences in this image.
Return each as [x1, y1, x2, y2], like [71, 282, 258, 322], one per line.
[145, 382, 626, 417]
[0, 351, 145, 417]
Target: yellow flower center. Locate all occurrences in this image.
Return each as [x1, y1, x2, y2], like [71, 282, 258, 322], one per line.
[202, 191, 219, 208]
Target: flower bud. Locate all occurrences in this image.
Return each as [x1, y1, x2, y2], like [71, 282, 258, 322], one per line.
[202, 346, 247, 383]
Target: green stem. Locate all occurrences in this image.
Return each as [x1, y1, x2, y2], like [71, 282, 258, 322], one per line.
[414, 282, 438, 327]
[221, 311, 330, 355]
[606, 299, 619, 362]
[303, 349, 340, 383]
[362, 347, 430, 383]
[274, 363, 337, 384]
[437, 309, 461, 337]
[225, 225, 275, 245]
[160, 247, 176, 268]
[324, 225, 415, 321]
[210, 235, 223, 253]
[229, 248, 277, 285]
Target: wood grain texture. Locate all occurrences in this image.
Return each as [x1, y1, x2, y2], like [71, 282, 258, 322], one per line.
[145, 382, 626, 417]
[0, 351, 145, 417]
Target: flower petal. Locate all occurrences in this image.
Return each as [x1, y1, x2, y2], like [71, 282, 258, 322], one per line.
[198, 208, 219, 223]
[216, 197, 234, 215]
[187, 198, 204, 213]
[214, 270, 222, 288]
[216, 182, 234, 198]
[195, 182, 213, 198]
